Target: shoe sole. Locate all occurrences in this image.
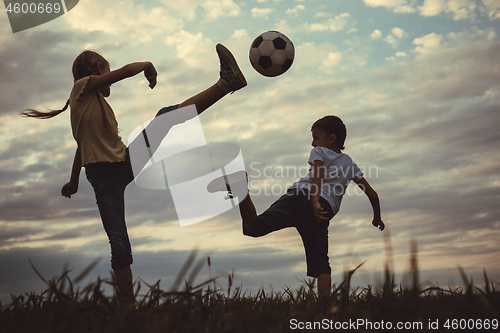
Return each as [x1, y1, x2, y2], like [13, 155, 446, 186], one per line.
[207, 171, 248, 193]
[216, 44, 247, 91]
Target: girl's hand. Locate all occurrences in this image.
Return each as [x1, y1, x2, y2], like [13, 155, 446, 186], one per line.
[61, 182, 78, 198]
[312, 200, 329, 223]
[372, 218, 385, 231]
[144, 63, 157, 89]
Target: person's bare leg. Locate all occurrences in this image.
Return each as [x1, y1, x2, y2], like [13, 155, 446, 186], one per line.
[178, 83, 227, 115]
[114, 266, 135, 309]
[317, 273, 331, 298]
[239, 194, 257, 232]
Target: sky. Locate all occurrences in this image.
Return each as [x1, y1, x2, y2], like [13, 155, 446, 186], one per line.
[0, 0, 499, 303]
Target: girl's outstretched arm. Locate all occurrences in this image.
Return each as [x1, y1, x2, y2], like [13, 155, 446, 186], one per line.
[82, 62, 157, 98]
[62, 147, 81, 198]
[356, 177, 385, 231]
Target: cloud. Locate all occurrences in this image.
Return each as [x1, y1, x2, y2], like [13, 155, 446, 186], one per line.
[65, 0, 183, 42]
[294, 42, 346, 73]
[286, 5, 305, 16]
[383, 35, 398, 48]
[482, 0, 500, 19]
[305, 13, 351, 32]
[165, 30, 215, 70]
[412, 32, 443, 55]
[0, 31, 78, 117]
[363, 0, 416, 13]
[419, 0, 482, 20]
[251, 7, 274, 18]
[391, 27, 406, 39]
[371, 29, 382, 39]
[158, 0, 240, 22]
[323, 52, 343, 68]
[202, 0, 241, 21]
[419, 0, 446, 16]
[315, 12, 330, 18]
[383, 27, 407, 48]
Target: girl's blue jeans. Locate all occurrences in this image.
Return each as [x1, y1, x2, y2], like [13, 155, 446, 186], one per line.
[84, 105, 179, 270]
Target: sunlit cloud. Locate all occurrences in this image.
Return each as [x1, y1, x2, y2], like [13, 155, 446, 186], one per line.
[286, 4, 305, 16]
[371, 29, 382, 39]
[363, 0, 416, 13]
[304, 13, 351, 32]
[251, 7, 274, 18]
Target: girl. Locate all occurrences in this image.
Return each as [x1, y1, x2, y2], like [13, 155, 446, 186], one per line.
[22, 44, 247, 305]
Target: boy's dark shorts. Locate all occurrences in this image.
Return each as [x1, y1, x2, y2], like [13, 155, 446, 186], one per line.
[243, 188, 334, 277]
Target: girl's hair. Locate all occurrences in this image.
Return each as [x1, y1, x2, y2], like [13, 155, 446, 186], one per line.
[311, 115, 347, 150]
[21, 50, 116, 133]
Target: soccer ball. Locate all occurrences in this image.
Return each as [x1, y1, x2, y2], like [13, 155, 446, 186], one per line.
[249, 31, 295, 77]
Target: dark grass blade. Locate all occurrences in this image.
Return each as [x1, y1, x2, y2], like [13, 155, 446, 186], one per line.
[28, 258, 48, 286]
[410, 239, 419, 292]
[73, 257, 102, 284]
[457, 265, 473, 295]
[186, 258, 206, 290]
[170, 248, 198, 292]
[59, 261, 69, 292]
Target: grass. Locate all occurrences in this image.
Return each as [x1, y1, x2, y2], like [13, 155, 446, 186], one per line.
[0, 248, 499, 333]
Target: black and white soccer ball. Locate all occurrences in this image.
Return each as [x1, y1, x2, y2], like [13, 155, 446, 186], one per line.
[249, 31, 295, 77]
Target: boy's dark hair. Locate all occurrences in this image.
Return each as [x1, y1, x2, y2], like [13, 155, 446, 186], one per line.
[311, 115, 347, 150]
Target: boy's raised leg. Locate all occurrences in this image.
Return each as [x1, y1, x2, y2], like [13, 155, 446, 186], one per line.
[207, 170, 255, 231]
[239, 194, 257, 232]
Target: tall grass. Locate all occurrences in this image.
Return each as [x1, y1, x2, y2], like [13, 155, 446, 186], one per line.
[0, 247, 498, 333]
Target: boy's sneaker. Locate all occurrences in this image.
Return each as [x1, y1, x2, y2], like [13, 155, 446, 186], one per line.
[207, 171, 248, 200]
[216, 44, 247, 94]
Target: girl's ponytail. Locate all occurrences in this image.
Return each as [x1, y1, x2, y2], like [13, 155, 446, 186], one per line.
[21, 99, 70, 119]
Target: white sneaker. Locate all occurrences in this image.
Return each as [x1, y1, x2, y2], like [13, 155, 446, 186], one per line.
[207, 171, 248, 199]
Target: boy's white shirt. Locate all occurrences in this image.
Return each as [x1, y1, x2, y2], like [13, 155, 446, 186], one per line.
[288, 146, 363, 216]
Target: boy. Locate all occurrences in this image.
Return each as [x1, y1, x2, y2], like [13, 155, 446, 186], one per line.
[208, 115, 384, 297]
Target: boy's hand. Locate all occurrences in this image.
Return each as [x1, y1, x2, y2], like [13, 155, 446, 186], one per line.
[372, 218, 385, 231]
[144, 62, 157, 89]
[312, 200, 329, 223]
[61, 182, 78, 198]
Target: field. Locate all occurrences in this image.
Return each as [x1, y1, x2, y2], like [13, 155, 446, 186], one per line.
[1, 250, 499, 333]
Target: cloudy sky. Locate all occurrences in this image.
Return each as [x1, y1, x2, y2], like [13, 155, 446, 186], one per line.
[1, 0, 499, 303]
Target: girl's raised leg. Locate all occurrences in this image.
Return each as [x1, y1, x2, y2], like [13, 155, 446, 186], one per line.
[178, 83, 226, 115]
[129, 44, 246, 177]
[179, 43, 246, 116]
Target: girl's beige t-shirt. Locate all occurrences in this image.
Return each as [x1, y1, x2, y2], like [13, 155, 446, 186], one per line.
[70, 76, 127, 166]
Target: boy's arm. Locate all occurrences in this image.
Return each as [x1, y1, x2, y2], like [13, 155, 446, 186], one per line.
[83, 61, 157, 96]
[355, 177, 384, 231]
[311, 160, 329, 222]
[61, 147, 81, 198]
